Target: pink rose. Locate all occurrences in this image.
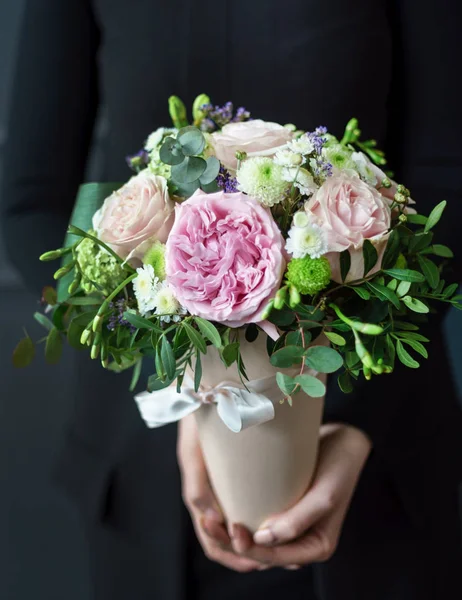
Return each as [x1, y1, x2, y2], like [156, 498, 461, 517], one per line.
[305, 173, 391, 282]
[92, 172, 174, 261]
[166, 190, 286, 327]
[210, 120, 293, 171]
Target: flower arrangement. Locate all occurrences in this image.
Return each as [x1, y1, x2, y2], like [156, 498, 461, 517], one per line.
[14, 94, 461, 414]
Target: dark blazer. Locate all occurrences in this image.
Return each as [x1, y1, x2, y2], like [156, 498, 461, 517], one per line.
[1, 1, 462, 599]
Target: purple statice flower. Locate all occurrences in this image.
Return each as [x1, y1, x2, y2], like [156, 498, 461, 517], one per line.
[314, 125, 328, 136]
[199, 102, 251, 132]
[217, 166, 239, 193]
[126, 149, 149, 172]
[107, 298, 137, 333]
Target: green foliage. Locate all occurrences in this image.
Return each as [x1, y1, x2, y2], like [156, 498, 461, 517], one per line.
[13, 336, 35, 368]
[304, 346, 343, 373]
[384, 269, 425, 283]
[45, 328, 63, 365]
[339, 249, 351, 282]
[362, 240, 378, 276]
[424, 200, 446, 232]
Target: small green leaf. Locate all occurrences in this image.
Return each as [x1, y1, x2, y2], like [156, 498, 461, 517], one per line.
[305, 345, 343, 373]
[409, 232, 433, 254]
[45, 327, 63, 365]
[294, 374, 326, 397]
[286, 330, 302, 346]
[398, 332, 429, 342]
[367, 281, 401, 309]
[384, 269, 425, 283]
[222, 342, 240, 366]
[182, 322, 207, 354]
[382, 229, 400, 270]
[402, 296, 429, 314]
[406, 214, 428, 225]
[194, 317, 222, 348]
[387, 279, 398, 291]
[396, 339, 420, 368]
[129, 359, 143, 392]
[339, 249, 351, 282]
[424, 200, 447, 233]
[194, 352, 202, 392]
[276, 372, 298, 396]
[123, 312, 163, 332]
[352, 287, 371, 300]
[423, 244, 454, 258]
[52, 304, 68, 331]
[417, 255, 440, 289]
[34, 312, 54, 331]
[66, 296, 102, 305]
[161, 337, 176, 380]
[324, 331, 346, 346]
[396, 280, 411, 297]
[171, 156, 207, 184]
[42, 286, 58, 306]
[385, 334, 396, 366]
[269, 307, 296, 326]
[155, 346, 166, 381]
[245, 324, 259, 343]
[177, 126, 206, 156]
[67, 318, 86, 350]
[13, 336, 35, 368]
[147, 375, 173, 392]
[199, 156, 220, 185]
[159, 137, 185, 165]
[443, 283, 459, 299]
[270, 345, 305, 368]
[337, 371, 354, 393]
[393, 321, 420, 331]
[362, 239, 378, 277]
[400, 338, 428, 358]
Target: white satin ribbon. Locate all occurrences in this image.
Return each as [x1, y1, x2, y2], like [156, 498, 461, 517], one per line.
[134, 376, 276, 433]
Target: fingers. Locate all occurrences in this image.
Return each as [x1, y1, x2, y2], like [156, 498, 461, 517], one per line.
[253, 492, 331, 546]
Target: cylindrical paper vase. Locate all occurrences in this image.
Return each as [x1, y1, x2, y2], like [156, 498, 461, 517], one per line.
[193, 334, 326, 533]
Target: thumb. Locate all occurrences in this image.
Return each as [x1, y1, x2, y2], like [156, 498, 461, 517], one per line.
[253, 491, 330, 546]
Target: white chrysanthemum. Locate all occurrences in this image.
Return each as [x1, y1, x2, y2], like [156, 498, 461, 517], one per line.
[285, 222, 328, 259]
[145, 127, 177, 152]
[237, 157, 289, 207]
[351, 152, 377, 186]
[151, 282, 187, 323]
[282, 167, 318, 197]
[274, 148, 303, 167]
[133, 264, 160, 316]
[288, 136, 314, 156]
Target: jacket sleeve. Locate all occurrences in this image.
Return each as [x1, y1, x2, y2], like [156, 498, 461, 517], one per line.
[0, 0, 99, 293]
[324, 0, 462, 448]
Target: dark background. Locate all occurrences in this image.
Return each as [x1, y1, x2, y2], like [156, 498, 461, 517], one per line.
[0, 4, 460, 600]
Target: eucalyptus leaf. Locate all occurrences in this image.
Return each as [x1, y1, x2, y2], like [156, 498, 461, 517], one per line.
[13, 336, 35, 368]
[159, 137, 185, 165]
[294, 374, 326, 397]
[269, 308, 296, 326]
[384, 269, 425, 283]
[245, 324, 259, 343]
[286, 330, 302, 347]
[45, 327, 63, 365]
[177, 126, 206, 156]
[199, 156, 220, 185]
[396, 339, 420, 368]
[402, 296, 429, 314]
[67, 319, 86, 350]
[171, 156, 207, 184]
[276, 372, 298, 396]
[362, 239, 378, 277]
[305, 345, 343, 373]
[324, 331, 346, 346]
[200, 180, 220, 193]
[34, 312, 54, 332]
[424, 200, 447, 233]
[337, 371, 354, 393]
[270, 345, 304, 368]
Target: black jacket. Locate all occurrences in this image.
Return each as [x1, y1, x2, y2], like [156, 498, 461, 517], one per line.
[1, 1, 462, 599]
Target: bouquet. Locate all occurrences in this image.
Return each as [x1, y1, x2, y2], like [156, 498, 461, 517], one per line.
[14, 94, 461, 529]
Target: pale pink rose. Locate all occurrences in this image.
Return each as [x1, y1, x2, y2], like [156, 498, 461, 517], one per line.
[210, 120, 293, 171]
[165, 190, 286, 327]
[92, 172, 174, 261]
[305, 173, 391, 283]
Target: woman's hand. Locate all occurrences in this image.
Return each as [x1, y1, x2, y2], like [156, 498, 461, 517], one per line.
[177, 414, 262, 572]
[228, 423, 372, 568]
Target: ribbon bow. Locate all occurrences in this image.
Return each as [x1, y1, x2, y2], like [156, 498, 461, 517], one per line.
[134, 376, 276, 433]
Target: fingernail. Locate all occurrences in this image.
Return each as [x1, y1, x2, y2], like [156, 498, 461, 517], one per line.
[258, 565, 271, 571]
[229, 524, 247, 554]
[254, 528, 276, 546]
[285, 564, 301, 571]
[204, 508, 222, 521]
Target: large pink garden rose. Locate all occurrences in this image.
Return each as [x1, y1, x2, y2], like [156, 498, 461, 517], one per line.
[305, 173, 391, 283]
[166, 190, 286, 327]
[210, 120, 293, 171]
[92, 172, 174, 261]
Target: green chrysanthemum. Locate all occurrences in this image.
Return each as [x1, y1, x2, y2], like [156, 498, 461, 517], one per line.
[75, 231, 126, 295]
[143, 241, 166, 280]
[237, 157, 289, 207]
[322, 143, 355, 171]
[286, 256, 331, 295]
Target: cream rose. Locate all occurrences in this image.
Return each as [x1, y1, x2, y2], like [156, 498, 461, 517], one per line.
[210, 120, 293, 171]
[305, 173, 391, 282]
[92, 172, 174, 262]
